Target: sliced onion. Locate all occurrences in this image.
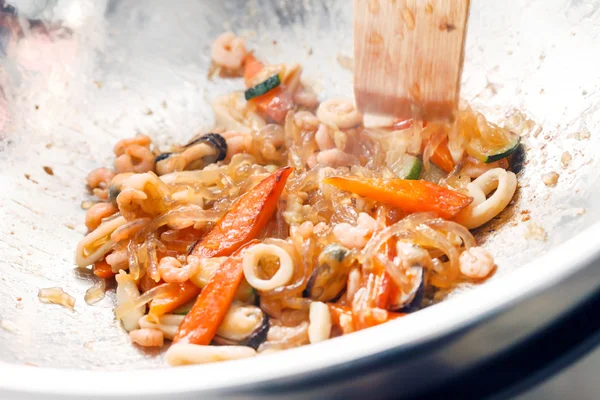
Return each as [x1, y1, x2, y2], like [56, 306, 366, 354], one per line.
[257, 321, 309, 352]
[111, 218, 151, 242]
[280, 296, 312, 310]
[360, 212, 436, 270]
[160, 169, 223, 186]
[115, 282, 179, 319]
[146, 234, 161, 282]
[425, 219, 476, 249]
[415, 224, 460, 281]
[421, 123, 447, 172]
[133, 205, 221, 241]
[84, 279, 106, 305]
[38, 287, 75, 310]
[447, 122, 467, 163]
[120, 204, 222, 281]
[75, 215, 126, 267]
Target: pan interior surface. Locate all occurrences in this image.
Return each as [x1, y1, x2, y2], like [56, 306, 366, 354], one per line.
[0, 0, 599, 388]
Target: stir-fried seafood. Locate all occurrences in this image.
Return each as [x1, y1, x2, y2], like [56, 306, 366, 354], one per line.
[75, 33, 521, 366]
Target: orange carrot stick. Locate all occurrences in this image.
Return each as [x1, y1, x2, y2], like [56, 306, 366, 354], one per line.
[394, 118, 454, 173]
[323, 176, 472, 220]
[173, 242, 257, 344]
[192, 166, 293, 258]
[93, 260, 116, 279]
[148, 281, 200, 320]
[429, 139, 455, 173]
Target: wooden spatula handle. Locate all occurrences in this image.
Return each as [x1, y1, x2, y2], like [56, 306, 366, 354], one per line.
[354, 0, 470, 122]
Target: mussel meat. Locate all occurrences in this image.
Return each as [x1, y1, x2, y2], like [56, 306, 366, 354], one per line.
[155, 133, 228, 175]
[303, 243, 351, 302]
[212, 302, 269, 349]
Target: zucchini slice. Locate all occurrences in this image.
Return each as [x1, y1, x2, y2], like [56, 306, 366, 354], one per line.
[172, 301, 195, 315]
[467, 131, 521, 163]
[392, 154, 422, 180]
[244, 74, 281, 100]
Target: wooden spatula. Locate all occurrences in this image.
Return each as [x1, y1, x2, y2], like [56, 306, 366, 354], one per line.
[354, 0, 470, 123]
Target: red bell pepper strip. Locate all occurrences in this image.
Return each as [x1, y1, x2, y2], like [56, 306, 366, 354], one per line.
[374, 241, 396, 310]
[93, 260, 116, 279]
[243, 53, 264, 85]
[392, 119, 414, 131]
[323, 176, 472, 220]
[148, 281, 200, 320]
[192, 166, 293, 258]
[243, 54, 294, 124]
[428, 139, 455, 173]
[173, 241, 257, 344]
[169, 167, 292, 341]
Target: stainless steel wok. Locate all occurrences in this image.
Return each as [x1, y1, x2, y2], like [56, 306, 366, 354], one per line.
[0, 0, 599, 398]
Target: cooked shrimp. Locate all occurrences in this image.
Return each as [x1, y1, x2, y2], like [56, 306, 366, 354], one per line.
[86, 167, 115, 190]
[107, 172, 135, 202]
[293, 87, 319, 109]
[395, 241, 433, 271]
[181, 142, 217, 165]
[460, 157, 508, 178]
[306, 153, 318, 169]
[114, 144, 155, 174]
[158, 255, 202, 283]
[313, 222, 329, 235]
[211, 32, 247, 70]
[290, 221, 314, 240]
[315, 124, 335, 151]
[106, 249, 128, 272]
[333, 212, 378, 249]
[116, 172, 173, 219]
[92, 188, 109, 200]
[222, 131, 252, 158]
[316, 98, 362, 129]
[154, 154, 186, 175]
[114, 135, 152, 156]
[294, 111, 320, 131]
[129, 328, 164, 347]
[155, 142, 218, 175]
[331, 128, 348, 150]
[85, 202, 118, 231]
[459, 246, 495, 279]
[316, 148, 358, 168]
